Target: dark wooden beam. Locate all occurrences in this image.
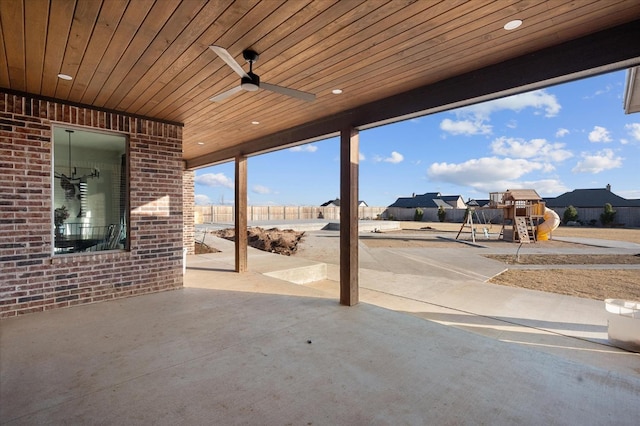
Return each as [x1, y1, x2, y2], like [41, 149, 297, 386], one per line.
[339, 127, 359, 306]
[186, 19, 640, 169]
[234, 155, 247, 273]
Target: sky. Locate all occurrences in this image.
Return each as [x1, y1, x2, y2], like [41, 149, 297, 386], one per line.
[194, 69, 640, 207]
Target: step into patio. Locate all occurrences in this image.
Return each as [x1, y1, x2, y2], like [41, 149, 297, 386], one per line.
[191, 235, 327, 285]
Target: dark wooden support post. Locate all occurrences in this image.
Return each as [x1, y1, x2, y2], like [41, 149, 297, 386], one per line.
[340, 126, 359, 306]
[235, 155, 248, 272]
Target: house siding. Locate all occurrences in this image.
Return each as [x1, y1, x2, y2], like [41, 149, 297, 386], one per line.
[0, 92, 186, 318]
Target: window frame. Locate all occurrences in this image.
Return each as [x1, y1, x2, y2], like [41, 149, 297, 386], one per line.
[51, 125, 130, 256]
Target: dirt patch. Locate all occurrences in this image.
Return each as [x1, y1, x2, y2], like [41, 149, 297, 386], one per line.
[195, 241, 220, 254]
[401, 221, 640, 244]
[216, 227, 304, 256]
[398, 221, 640, 301]
[551, 226, 640, 245]
[485, 254, 640, 265]
[489, 270, 640, 301]
[361, 237, 465, 248]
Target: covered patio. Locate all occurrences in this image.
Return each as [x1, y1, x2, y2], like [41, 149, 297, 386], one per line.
[2, 253, 639, 424]
[2, 1, 640, 423]
[2, 1, 640, 312]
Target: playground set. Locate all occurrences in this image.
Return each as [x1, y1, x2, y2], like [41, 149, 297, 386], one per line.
[457, 189, 560, 243]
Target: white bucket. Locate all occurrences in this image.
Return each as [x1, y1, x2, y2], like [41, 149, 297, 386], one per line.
[605, 299, 640, 352]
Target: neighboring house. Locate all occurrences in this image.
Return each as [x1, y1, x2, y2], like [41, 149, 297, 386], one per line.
[388, 192, 465, 209]
[544, 185, 638, 208]
[321, 198, 368, 207]
[543, 186, 640, 226]
[467, 199, 491, 208]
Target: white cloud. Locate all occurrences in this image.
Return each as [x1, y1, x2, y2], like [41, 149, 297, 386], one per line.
[625, 123, 640, 141]
[359, 152, 366, 161]
[289, 144, 318, 153]
[195, 194, 212, 205]
[588, 126, 612, 143]
[252, 185, 272, 194]
[460, 90, 561, 120]
[373, 152, 403, 163]
[584, 84, 612, 99]
[507, 179, 569, 196]
[490, 137, 573, 162]
[555, 128, 569, 138]
[427, 157, 545, 192]
[441, 89, 560, 137]
[195, 172, 233, 189]
[533, 179, 569, 195]
[617, 189, 640, 199]
[440, 118, 491, 135]
[383, 151, 404, 164]
[572, 149, 623, 173]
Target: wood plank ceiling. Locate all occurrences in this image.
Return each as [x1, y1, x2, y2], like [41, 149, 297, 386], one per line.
[2, 0, 640, 168]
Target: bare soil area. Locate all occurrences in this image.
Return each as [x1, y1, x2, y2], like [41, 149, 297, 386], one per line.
[490, 270, 640, 301]
[360, 235, 466, 249]
[195, 241, 220, 254]
[402, 222, 640, 301]
[485, 254, 640, 265]
[216, 227, 304, 256]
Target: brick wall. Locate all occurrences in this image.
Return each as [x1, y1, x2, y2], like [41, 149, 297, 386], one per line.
[183, 169, 195, 255]
[0, 91, 185, 318]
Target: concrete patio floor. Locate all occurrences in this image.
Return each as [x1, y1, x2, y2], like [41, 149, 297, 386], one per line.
[2, 230, 640, 424]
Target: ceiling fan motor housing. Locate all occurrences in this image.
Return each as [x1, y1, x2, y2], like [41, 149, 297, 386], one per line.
[241, 72, 260, 91]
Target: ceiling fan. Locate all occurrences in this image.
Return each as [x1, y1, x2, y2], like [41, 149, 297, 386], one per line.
[208, 46, 315, 103]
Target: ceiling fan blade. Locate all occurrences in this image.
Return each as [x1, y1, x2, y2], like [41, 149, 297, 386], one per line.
[261, 82, 315, 102]
[209, 86, 243, 102]
[209, 45, 249, 78]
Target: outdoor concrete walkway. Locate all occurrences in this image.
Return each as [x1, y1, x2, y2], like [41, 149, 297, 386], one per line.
[195, 230, 640, 375]
[2, 230, 639, 424]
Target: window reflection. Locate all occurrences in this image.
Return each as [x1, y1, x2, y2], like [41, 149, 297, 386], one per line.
[53, 127, 127, 254]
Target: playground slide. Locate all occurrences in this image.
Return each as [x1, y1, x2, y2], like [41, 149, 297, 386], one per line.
[536, 207, 560, 240]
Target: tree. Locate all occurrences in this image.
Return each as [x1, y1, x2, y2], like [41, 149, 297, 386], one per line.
[414, 208, 424, 222]
[563, 205, 578, 224]
[437, 205, 446, 222]
[600, 203, 616, 226]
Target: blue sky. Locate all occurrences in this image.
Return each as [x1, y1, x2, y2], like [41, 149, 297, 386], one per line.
[194, 70, 640, 207]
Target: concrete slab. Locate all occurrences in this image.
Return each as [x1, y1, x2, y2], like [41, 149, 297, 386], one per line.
[2, 265, 639, 425]
[192, 234, 327, 284]
[3, 224, 640, 424]
[554, 236, 640, 250]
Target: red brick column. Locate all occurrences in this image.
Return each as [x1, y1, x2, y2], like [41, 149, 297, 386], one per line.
[183, 168, 195, 255]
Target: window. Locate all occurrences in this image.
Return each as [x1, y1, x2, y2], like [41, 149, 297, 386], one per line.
[53, 127, 128, 254]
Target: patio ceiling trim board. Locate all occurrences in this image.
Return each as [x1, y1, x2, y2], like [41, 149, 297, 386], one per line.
[186, 19, 640, 169]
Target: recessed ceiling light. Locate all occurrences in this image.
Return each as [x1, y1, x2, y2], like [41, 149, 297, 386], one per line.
[332, 89, 343, 95]
[251, 121, 260, 125]
[504, 19, 522, 30]
[57, 73, 73, 80]
[197, 142, 205, 145]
